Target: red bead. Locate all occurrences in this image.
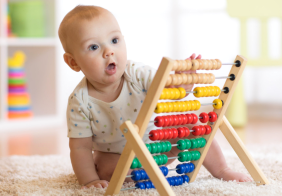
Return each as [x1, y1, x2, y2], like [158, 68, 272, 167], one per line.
[172, 115, 179, 126]
[177, 115, 183, 125]
[204, 125, 212, 135]
[163, 116, 170, 127]
[149, 130, 159, 141]
[163, 129, 169, 140]
[199, 112, 209, 123]
[192, 126, 201, 136]
[208, 112, 217, 122]
[167, 116, 174, 126]
[154, 116, 164, 127]
[183, 127, 190, 137]
[158, 129, 164, 140]
[181, 114, 188, 125]
[199, 125, 206, 135]
[172, 128, 178, 139]
[167, 128, 173, 139]
[177, 127, 186, 138]
[191, 113, 198, 124]
[186, 114, 193, 124]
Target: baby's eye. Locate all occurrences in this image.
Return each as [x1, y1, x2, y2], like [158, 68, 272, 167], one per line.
[89, 44, 99, 51]
[112, 38, 118, 44]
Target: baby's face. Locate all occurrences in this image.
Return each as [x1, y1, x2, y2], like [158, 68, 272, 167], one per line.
[70, 11, 127, 87]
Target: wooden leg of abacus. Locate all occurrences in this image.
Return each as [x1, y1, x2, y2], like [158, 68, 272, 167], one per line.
[219, 116, 269, 185]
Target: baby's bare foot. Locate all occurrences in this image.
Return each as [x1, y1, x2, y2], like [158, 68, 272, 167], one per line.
[216, 167, 252, 182]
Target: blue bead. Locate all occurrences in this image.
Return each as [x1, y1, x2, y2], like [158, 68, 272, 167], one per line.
[184, 163, 190, 173]
[177, 176, 183, 185]
[163, 166, 169, 176]
[136, 182, 145, 189]
[176, 164, 185, 174]
[140, 170, 146, 180]
[182, 175, 190, 183]
[144, 171, 149, 180]
[166, 178, 171, 185]
[144, 181, 152, 189]
[169, 177, 174, 186]
[173, 176, 179, 186]
[189, 163, 195, 172]
[159, 166, 164, 175]
[131, 170, 141, 181]
[151, 181, 155, 189]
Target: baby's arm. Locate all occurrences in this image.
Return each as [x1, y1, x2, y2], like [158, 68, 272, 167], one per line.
[69, 137, 109, 188]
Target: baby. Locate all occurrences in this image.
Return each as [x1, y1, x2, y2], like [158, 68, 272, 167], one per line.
[58, 5, 252, 189]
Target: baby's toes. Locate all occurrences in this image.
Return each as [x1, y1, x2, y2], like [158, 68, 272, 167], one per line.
[239, 176, 252, 182]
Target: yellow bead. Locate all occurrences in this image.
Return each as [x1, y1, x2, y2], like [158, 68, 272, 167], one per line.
[167, 102, 174, 112]
[163, 102, 169, 112]
[169, 88, 175, 99]
[185, 101, 191, 111]
[213, 99, 223, 109]
[181, 101, 188, 112]
[194, 100, 201, 110]
[172, 102, 179, 112]
[210, 86, 216, 96]
[155, 103, 164, 113]
[190, 101, 196, 111]
[215, 86, 221, 96]
[194, 87, 203, 98]
[178, 87, 186, 99]
[164, 89, 170, 99]
[206, 87, 211, 96]
[160, 90, 166, 99]
[176, 101, 182, 112]
[202, 87, 208, 97]
[174, 88, 180, 99]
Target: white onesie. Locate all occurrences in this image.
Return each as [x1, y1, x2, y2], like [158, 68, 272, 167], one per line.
[66, 61, 157, 154]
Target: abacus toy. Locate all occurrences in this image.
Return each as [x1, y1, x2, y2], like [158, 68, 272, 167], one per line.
[105, 56, 269, 196]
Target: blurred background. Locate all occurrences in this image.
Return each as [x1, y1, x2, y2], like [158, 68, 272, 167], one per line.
[0, 0, 281, 157]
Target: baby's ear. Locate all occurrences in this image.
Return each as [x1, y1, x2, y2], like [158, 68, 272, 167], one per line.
[63, 53, 81, 72]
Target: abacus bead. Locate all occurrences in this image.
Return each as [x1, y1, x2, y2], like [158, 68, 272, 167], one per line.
[158, 155, 164, 165]
[181, 114, 188, 125]
[167, 116, 174, 126]
[194, 151, 201, 160]
[209, 73, 215, 83]
[190, 138, 198, 149]
[183, 127, 190, 137]
[210, 86, 216, 96]
[186, 114, 193, 124]
[151, 182, 155, 189]
[201, 138, 207, 148]
[175, 60, 182, 71]
[144, 181, 152, 189]
[194, 100, 201, 110]
[208, 111, 217, 122]
[191, 113, 198, 124]
[196, 73, 203, 84]
[131, 158, 138, 169]
[177, 176, 183, 186]
[131, 170, 141, 181]
[146, 143, 152, 153]
[200, 125, 206, 135]
[165, 141, 172, 152]
[167, 102, 174, 112]
[199, 112, 209, 123]
[151, 143, 157, 153]
[169, 177, 175, 186]
[163, 166, 169, 176]
[176, 74, 183, 85]
[178, 87, 186, 99]
[183, 163, 190, 173]
[162, 154, 168, 164]
[198, 59, 204, 69]
[201, 60, 208, 70]
[189, 163, 195, 172]
[182, 175, 190, 183]
[215, 86, 221, 96]
[169, 88, 175, 99]
[190, 101, 196, 111]
[136, 182, 145, 190]
[211, 59, 218, 69]
[176, 164, 186, 174]
[192, 126, 201, 136]
[177, 140, 187, 150]
[155, 103, 164, 113]
[171, 74, 179, 86]
[190, 151, 196, 160]
[191, 73, 198, 83]
[160, 90, 166, 99]
[163, 129, 169, 140]
[202, 87, 208, 97]
[160, 142, 167, 153]
[215, 59, 222, 69]
[185, 101, 191, 111]
[163, 116, 170, 127]
[154, 156, 159, 165]
[167, 128, 173, 139]
[205, 125, 212, 135]
[137, 159, 142, 168]
[166, 75, 172, 86]
[172, 102, 179, 113]
[191, 59, 199, 70]
[156, 142, 162, 153]
[158, 129, 164, 140]
[178, 127, 186, 138]
[173, 176, 179, 186]
[181, 101, 188, 112]
[186, 59, 192, 70]
[177, 115, 183, 125]
[174, 88, 180, 99]
[194, 87, 203, 98]
[185, 151, 192, 161]
[213, 99, 223, 109]
[181, 73, 188, 84]
[140, 170, 146, 180]
[172, 60, 178, 71]
[176, 101, 183, 112]
[154, 116, 164, 127]
[178, 152, 187, 162]
[172, 128, 178, 139]
[163, 88, 170, 99]
[149, 130, 159, 141]
[186, 74, 193, 84]
[207, 60, 213, 70]
[196, 137, 203, 147]
[185, 139, 191, 149]
[163, 102, 169, 113]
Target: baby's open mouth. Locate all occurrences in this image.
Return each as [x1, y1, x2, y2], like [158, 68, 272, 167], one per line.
[107, 62, 116, 70]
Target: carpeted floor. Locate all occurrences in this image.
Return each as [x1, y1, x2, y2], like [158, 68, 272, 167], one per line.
[0, 144, 282, 196]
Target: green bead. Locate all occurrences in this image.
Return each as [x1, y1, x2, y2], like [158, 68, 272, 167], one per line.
[194, 151, 201, 160]
[137, 158, 142, 168]
[162, 154, 168, 164]
[151, 143, 157, 154]
[196, 138, 202, 148]
[146, 143, 152, 153]
[158, 155, 164, 165]
[190, 151, 196, 161]
[184, 139, 191, 149]
[178, 152, 187, 162]
[161, 142, 167, 153]
[131, 158, 138, 169]
[201, 138, 206, 148]
[154, 155, 159, 165]
[190, 139, 198, 149]
[186, 151, 192, 161]
[156, 143, 162, 153]
[177, 140, 186, 150]
[165, 141, 172, 152]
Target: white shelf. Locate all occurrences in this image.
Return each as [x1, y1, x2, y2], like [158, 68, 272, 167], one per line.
[6, 38, 58, 46]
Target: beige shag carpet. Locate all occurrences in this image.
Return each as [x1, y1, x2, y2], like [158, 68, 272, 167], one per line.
[1, 144, 282, 196]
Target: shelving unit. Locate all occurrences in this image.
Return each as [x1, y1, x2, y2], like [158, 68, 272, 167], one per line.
[0, 0, 64, 133]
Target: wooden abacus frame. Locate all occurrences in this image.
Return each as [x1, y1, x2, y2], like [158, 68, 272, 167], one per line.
[104, 55, 269, 196]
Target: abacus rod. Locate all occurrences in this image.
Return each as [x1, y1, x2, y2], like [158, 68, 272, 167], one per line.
[215, 76, 232, 79]
[125, 167, 182, 179]
[185, 88, 226, 94]
[222, 63, 237, 65]
[145, 129, 195, 137]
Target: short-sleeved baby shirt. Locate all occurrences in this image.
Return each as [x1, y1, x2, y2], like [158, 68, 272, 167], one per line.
[66, 61, 157, 154]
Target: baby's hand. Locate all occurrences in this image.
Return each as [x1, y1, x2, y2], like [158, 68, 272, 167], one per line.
[81, 180, 109, 189]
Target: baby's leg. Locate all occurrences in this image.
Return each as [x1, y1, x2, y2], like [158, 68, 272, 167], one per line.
[93, 151, 133, 182]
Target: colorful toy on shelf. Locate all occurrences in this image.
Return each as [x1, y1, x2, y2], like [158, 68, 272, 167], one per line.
[7, 51, 32, 119]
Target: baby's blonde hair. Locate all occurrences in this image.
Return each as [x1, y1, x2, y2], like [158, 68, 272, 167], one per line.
[58, 5, 106, 53]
